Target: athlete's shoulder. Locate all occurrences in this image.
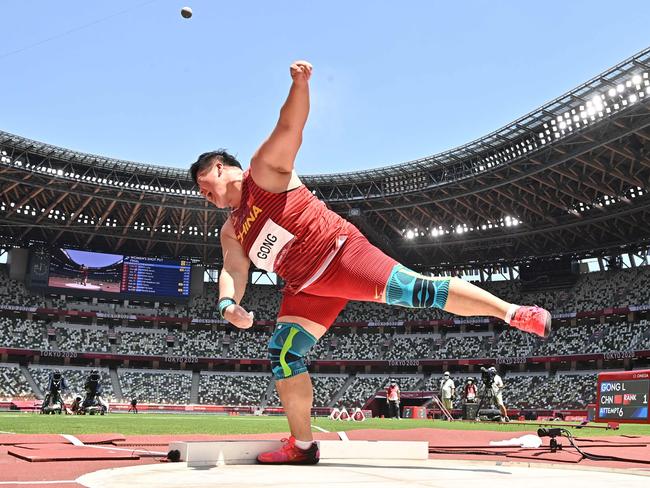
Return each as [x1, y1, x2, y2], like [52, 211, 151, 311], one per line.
[249, 162, 302, 193]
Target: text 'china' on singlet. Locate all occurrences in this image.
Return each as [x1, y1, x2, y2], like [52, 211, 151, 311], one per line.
[229, 170, 349, 294]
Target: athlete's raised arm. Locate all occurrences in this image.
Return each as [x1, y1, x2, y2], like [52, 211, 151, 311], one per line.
[250, 60, 312, 188]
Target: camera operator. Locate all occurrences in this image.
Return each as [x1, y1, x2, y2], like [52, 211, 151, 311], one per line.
[479, 366, 509, 422]
[83, 370, 109, 414]
[439, 371, 455, 418]
[128, 398, 138, 414]
[42, 370, 68, 414]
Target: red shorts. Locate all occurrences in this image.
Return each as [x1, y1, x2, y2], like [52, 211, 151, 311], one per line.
[278, 226, 398, 328]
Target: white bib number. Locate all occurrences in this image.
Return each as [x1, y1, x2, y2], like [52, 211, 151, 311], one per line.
[248, 219, 295, 272]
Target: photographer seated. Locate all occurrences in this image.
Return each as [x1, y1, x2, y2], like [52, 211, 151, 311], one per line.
[70, 396, 82, 414]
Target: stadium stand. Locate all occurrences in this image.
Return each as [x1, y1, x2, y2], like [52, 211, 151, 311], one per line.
[0, 317, 48, 350]
[635, 319, 650, 349]
[489, 329, 539, 358]
[1, 261, 650, 411]
[170, 328, 226, 357]
[116, 327, 167, 356]
[332, 332, 391, 359]
[54, 324, 110, 353]
[0, 268, 45, 307]
[182, 265, 650, 325]
[384, 334, 434, 360]
[118, 369, 192, 404]
[3, 311, 648, 363]
[306, 335, 332, 360]
[224, 330, 272, 359]
[535, 321, 641, 356]
[435, 334, 489, 359]
[198, 372, 269, 406]
[188, 283, 220, 319]
[503, 372, 598, 410]
[0, 363, 34, 399]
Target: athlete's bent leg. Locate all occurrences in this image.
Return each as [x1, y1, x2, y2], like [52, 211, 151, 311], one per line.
[275, 373, 314, 441]
[258, 314, 331, 464]
[271, 315, 327, 444]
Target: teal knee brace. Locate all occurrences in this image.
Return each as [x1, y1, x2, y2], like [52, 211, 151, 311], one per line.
[268, 322, 317, 380]
[385, 265, 450, 309]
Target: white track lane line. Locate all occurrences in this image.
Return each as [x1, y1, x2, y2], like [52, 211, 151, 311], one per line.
[81, 444, 167, 456]
[312, 425, 329, 433]
[60, 433, 165, 456]
[60, 434, 84, 445]
[337, 431, 349, 441]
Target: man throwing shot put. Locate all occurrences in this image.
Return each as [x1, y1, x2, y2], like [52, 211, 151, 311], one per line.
[191, 60, 551, 465]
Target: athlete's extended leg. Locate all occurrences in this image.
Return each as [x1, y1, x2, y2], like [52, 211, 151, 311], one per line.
[304, 227, 550, 338]
[444, 277, 511, 318]
[384, 265, 551, 337]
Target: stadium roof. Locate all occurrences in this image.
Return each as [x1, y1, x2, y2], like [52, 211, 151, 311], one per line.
[1, 47, 650, 268]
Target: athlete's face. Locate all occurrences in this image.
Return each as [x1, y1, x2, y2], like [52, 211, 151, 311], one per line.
[197, 163, 228, 208]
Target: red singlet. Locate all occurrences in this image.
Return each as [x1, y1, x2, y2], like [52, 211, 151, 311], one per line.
[230, 170, 349, 294]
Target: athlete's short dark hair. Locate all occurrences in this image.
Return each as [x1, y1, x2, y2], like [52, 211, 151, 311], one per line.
[189, 150, 242, 185]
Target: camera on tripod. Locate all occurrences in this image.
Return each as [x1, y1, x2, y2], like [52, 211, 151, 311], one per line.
[480, 366, 497, 387]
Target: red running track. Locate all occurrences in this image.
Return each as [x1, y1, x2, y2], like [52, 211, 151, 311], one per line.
[1, 429, 650, 486]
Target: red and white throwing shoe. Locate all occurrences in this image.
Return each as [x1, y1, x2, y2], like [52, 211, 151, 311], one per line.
[257, 436, 320, 465]
[510, 306, 552, 338]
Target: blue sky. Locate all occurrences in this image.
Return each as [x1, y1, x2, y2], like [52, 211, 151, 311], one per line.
[64, 249, 123, 268]
[2, 1, 649, 175]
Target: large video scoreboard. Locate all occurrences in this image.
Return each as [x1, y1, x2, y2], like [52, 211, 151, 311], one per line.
[121, 257, 191, 297]
[43, 248, 192, 298]
[596, 370, 650, 423]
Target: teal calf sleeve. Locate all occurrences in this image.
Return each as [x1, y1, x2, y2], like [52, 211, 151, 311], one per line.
[385, 265, 450, 309]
